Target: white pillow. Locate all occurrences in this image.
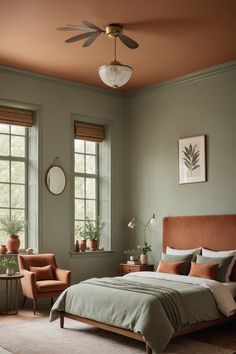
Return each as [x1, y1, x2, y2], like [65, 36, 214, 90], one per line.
[202, 248, 236, 281]
[166, 246, 201, 261]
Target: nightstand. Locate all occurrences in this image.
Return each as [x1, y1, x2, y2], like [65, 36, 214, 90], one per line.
[120, 263, 154, 276]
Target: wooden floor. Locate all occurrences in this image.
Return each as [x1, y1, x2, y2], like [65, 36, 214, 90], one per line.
[1, 302, 236, 352]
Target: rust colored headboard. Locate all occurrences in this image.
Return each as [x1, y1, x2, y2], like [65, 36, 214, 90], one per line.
[163, 214, 236, 281]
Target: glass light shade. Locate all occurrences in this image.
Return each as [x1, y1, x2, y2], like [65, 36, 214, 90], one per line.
[98, 60, 133, 88]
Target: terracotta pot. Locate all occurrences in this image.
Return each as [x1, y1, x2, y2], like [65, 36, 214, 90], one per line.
[6, 235, 20, 254]
[140, 254, 147, 265]
[79, 240, 87, 252]
[90, 239, 98, 251]
[0, 244, 7, 254]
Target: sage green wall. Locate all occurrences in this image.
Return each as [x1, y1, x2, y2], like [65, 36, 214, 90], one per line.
[124, 64, 236, 267]
[0, 67, 126, 291]
[0, 62, 235, 306]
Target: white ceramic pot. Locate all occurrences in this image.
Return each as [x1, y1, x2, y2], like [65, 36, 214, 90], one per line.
[140, 254, 147, 265]
[6, 268, 14, 276]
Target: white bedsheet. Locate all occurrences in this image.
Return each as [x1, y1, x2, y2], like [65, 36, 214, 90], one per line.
[124, 271, 236, 317]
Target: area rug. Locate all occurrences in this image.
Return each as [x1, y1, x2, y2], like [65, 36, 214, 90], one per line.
[0, 317, 235, 354]
[0, 348, 12, 354]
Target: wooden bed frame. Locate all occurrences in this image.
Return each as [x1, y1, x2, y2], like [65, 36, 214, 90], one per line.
[60, 214, 236, 354]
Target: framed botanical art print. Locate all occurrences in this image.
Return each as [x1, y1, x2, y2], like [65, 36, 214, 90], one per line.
[178, 135, 206, 184]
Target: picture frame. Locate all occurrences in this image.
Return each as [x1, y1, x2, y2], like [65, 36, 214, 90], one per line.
[178, 135, 206, 184]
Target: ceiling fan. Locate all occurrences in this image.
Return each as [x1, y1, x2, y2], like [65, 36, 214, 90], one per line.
[57, 21, 139, 49]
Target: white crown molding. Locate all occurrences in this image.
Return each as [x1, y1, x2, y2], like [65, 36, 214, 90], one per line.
[125, 60, 236, 98]
[0, 64, 123, 98]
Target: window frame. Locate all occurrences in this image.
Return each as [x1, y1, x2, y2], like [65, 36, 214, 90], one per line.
[0, 124, 29, 247]
[74, 139, 100, 234]
[71, 116, 112, 253]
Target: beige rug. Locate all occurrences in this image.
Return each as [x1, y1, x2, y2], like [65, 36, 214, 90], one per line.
[0, 348, 12, 354]
[0, 317, 235, 354]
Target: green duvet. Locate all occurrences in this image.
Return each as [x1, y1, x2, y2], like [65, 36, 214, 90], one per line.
[50, 275, 221, 353]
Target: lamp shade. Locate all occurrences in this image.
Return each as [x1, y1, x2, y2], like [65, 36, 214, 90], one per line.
[128, 217, 136, 229]
[98, 60, 133, 88]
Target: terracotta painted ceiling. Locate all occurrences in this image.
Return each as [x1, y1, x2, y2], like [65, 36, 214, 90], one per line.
[0, 0, 235, 92]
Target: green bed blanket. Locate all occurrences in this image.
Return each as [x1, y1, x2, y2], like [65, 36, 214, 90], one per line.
[50, 276, 221, 353]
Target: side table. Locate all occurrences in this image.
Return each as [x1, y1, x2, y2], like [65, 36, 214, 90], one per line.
[120, 263, 154, 276]
[0, 274, 24, 315]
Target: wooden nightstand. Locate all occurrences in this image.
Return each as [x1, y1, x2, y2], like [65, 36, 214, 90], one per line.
[120, 263, 154, 276]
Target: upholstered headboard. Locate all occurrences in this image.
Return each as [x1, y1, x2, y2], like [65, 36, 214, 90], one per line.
[163, 214, 236, 281]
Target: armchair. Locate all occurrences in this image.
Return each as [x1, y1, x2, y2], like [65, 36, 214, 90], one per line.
[18, 253, 71, 314]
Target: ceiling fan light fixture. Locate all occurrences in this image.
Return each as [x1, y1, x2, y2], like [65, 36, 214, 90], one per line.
[98, 60, 133, 88]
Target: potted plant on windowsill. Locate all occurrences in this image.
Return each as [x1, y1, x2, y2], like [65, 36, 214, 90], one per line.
[79, 217, 105, 251]
[0, 216, 27, 254]
[0, 256, 17, 276]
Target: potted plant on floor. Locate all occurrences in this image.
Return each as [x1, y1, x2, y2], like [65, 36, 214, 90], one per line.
[82, 217, 105, 251]
[0, 216, 27, 254]
[0, 256, 17, 275]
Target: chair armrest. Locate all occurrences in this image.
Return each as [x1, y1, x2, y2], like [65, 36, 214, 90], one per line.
[55, 268, 71, 286]
[20, 269, 37, 299]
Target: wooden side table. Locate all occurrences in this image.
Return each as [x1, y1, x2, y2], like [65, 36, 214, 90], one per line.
[0, 274, 24, 315]
[120, 263, 154, 276]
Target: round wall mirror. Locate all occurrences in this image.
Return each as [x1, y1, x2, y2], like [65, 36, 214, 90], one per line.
[46, 165, 66, 195]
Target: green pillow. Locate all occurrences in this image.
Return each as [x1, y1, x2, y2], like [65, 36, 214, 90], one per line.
[162, 253, 192, 275]
[196, 255, 234, 282]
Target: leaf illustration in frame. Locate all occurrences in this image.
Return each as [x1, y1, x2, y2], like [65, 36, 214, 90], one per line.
[182, 144, 200, 176]
[178, 135, 206, 184]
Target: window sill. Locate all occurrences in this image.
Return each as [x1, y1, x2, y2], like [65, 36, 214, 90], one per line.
[69, 250, 115, 258]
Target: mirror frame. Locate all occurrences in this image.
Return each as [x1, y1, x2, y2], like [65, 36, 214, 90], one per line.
[45, 165, 66, 195]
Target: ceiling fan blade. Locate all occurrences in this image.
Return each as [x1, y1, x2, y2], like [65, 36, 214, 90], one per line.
[119, 33, 139, 49]
[82, 31, 101, 47]
[57, 26, 87, 31]
[83, 21, 104, 32]
[65, 31, 95, 43]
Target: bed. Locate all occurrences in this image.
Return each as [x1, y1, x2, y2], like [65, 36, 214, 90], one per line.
[50, 214, 236, 354]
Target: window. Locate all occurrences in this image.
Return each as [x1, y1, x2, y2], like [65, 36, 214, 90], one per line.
[0, 106, 34, 249]
[73, 121, 111, 250]
[74, 139, 98, 232]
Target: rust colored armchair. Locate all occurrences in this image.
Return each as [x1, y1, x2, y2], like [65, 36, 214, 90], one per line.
[18, 253, 71, 314]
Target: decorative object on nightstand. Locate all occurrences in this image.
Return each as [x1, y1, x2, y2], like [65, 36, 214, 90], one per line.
[127, 213, 156, 264]
[123, 248, 141, 263]
[0, 216, 27, 254]
[120, 263, 154, 276]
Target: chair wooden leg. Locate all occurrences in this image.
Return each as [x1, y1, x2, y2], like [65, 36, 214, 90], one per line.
[50, 297, 54, 307]
[33, 299, 36, 315]
[146, 343, 152, 354]
[22, 296, 26, 308]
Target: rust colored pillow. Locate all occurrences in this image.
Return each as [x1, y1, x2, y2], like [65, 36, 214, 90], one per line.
[29, 265, 54, 281]
[156, 259, 185, 275]
[188, 262, 218, 280]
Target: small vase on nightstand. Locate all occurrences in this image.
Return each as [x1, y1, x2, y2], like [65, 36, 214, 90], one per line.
[140, 254, 147, 265]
